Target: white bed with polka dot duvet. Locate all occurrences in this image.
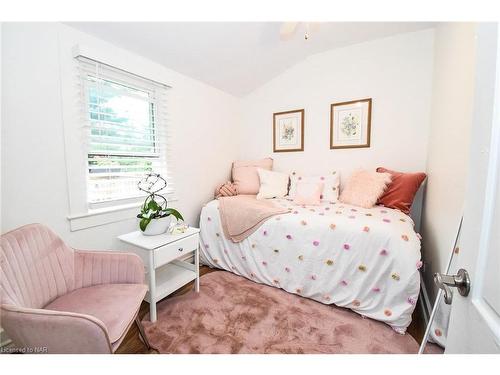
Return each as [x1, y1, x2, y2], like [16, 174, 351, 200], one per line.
[199, 198, 422, 334]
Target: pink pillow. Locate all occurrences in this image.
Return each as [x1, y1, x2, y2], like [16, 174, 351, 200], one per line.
[340, 169, 392, 208]
[294, 182, 324, 205]
[232, 158, 273, 195]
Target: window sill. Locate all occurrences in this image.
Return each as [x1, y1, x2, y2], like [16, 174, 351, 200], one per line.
[67, 197, 178, 232]
[67, 202, 142, 231]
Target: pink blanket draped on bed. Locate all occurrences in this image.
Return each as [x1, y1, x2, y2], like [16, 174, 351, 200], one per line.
[218, 195, 289, 242]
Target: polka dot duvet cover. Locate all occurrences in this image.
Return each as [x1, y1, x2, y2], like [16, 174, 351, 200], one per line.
[200, 198, 422, 334]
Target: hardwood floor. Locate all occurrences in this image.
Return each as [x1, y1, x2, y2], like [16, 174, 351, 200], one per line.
[116, 266, 426, 354]
[407, 300, 426, 344]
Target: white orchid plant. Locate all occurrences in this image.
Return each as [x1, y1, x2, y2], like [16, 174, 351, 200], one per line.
[136, 173, 183, 232]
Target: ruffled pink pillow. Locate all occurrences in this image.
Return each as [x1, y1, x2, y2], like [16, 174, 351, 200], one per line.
[294, 182, 324, 206]
[340, 170, 392, 208]
[214, 181, 238, 199]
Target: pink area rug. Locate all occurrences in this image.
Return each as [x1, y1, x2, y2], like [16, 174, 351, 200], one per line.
[142, 271, 439, 354]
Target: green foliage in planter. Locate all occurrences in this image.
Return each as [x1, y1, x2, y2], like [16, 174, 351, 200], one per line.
[136, 194, 184, 232]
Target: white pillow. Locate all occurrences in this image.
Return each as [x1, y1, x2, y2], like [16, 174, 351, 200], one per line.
[256, 168, 289, 199]
[289, 171, 340, 202]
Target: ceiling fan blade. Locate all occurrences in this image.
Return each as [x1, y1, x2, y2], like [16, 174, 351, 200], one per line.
[280, 22, 299, 40]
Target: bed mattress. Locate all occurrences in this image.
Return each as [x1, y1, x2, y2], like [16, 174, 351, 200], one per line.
[199, 198, 422, 333]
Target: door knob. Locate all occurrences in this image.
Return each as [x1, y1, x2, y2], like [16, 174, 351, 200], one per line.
[433, 268, 471, 305]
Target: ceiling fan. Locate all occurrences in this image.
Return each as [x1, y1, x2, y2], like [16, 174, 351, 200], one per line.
[279, 22, 321, 41]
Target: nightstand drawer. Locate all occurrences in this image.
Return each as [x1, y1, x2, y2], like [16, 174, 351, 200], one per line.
[153, 234, 198, 269]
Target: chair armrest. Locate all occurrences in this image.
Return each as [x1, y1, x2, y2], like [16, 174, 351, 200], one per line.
[1, 304, 112, 354]
[74, 250, 145, 289]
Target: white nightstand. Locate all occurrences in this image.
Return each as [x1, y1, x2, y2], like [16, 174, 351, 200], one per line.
[118, 227, 200, 323]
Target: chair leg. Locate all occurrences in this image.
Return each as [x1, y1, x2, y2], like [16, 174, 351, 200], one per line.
[135, 316, 151, 350]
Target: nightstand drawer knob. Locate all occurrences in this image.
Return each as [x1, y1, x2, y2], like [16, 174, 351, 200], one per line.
[178, 247, 183, 252]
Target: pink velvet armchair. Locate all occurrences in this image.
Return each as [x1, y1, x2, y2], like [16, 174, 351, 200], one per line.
[0, 224, 149, 353]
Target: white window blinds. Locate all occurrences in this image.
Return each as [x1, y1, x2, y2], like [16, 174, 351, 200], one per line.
[77, 57, 172, 206]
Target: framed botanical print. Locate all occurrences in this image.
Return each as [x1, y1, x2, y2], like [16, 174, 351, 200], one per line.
[330, 98, 372, 149]
[273, 109, 304, 152]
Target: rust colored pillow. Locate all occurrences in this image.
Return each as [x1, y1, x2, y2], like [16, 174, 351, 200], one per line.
[376, 167, 426, 214]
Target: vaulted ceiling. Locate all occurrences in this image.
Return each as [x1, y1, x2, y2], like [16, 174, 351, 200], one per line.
[67, 22, 435, 97]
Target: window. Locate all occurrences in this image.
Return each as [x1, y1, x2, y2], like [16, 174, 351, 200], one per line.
[78, 58, 171, 207]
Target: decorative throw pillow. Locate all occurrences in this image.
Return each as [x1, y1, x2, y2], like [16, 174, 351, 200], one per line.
[231, 158, 273, 195]
[376, 167, 427, 214]
[289, 171, 340, 202]
[256, 168, 289, 199]
[340, 169, 392, 208]
[293, 181, 324, 205]
[214, 181, 238, 199]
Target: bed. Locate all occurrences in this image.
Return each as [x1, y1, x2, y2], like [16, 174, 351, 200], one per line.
[199, 198, 422, 333]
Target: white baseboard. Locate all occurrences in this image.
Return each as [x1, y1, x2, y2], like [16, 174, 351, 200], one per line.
[0, 327, 12, 348]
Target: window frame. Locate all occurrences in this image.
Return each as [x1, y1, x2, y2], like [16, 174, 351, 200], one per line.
[82, 69, 163, 208]
[59, 43, 173, 232]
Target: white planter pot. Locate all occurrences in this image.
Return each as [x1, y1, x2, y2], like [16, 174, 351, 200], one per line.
[140, 216, 172, 236]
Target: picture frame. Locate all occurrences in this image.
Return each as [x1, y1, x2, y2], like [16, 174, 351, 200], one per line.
[273, 109, 304, 152]
[330, 98, 372, 149]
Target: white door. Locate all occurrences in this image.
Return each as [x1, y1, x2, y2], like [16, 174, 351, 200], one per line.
[445, 23, 500, 353]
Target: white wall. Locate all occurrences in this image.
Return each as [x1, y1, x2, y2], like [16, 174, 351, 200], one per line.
[1, 23, 241, 250]
[420, 23, 477, 297]
[239, 30, 435, 185]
